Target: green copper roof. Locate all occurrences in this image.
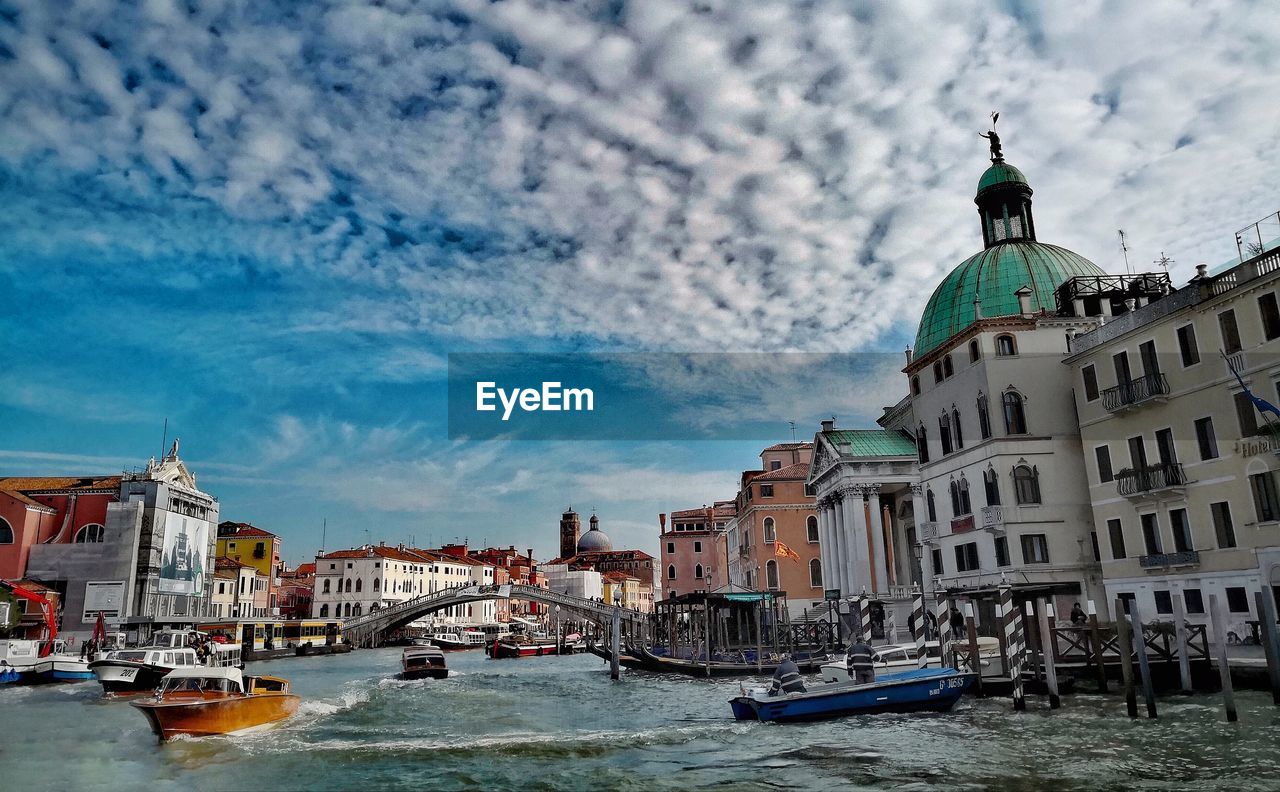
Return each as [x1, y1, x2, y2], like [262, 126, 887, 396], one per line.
[977, 161, 1028, 195]
[823, 429, 917, 458]
[913, 241, 1105, 357]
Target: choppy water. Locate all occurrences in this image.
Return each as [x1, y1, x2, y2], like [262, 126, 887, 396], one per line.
[4, 649, 1280, 791]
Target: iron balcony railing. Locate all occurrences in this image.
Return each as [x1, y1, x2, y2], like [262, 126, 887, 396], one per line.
[1140, 550, 1201, 568]
[1117, 462, 1187, 496]
[1101, 372, 1170, 412]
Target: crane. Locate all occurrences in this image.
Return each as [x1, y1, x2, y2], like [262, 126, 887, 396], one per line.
[0, 579, 58, 657]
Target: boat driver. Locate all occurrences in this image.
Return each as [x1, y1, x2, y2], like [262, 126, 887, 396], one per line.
[846, 635, 875, 684]
[768, 655, 806, 696]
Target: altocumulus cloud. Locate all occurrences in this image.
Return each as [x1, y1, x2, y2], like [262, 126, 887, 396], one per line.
[1, 0, 1278, 359]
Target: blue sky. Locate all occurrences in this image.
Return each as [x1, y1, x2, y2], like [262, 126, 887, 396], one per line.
[2, 0, 1279, 564]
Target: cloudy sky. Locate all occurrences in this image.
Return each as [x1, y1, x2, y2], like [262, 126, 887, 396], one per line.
[2, 0, 1279, 564]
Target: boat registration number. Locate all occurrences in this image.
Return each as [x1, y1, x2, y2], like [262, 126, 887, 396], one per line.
[120, 668, 136, 679]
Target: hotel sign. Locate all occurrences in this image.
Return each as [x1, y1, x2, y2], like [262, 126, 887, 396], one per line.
[1236, 435, 1280, 458]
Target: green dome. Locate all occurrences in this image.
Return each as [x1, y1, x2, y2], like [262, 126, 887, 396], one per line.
[913, 241, 1106, 357]
[977, 161, 1028, 195]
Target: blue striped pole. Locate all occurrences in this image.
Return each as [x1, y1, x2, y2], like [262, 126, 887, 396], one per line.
[912, 585, 927, 668]
[997, 580, 1024, 710]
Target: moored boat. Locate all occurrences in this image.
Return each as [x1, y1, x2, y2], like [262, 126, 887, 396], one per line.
[90, 630, 243, 695]
[638, 645, 832, 677]
[432, 630, 486, 651]
[400, 646, 449, 680]
[819, 638, 1000, 683]
[730, 667, 976, 722]
[491, 635, 559, 658]
[130, 667, 299, 741]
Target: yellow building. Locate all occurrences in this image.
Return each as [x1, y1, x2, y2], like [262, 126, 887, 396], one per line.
[601, 572, 643, 611]
[216, 521, 282, 616]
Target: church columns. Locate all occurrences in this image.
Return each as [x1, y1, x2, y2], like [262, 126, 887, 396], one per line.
[840, 485, 869, 596]
[818, 497, 837, 594]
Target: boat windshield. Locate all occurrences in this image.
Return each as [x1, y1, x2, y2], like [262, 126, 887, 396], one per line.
[161, 676, 241, 694]
[112, 651, 149, 662]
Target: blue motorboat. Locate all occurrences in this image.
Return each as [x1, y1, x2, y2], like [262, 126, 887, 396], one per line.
[730, 667, 976, 722]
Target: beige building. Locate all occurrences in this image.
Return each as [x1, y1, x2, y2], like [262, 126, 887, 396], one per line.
[1066, 227, 1280, 637]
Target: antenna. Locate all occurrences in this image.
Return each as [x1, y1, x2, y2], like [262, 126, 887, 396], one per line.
[1118, 230, 1132, 275]
[788, 420, 797, 443]
[1154, 251, 1173, 274]
[320, 518, 327, 554]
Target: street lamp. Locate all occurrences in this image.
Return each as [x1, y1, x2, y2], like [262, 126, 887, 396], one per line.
[555, 604, 562, 653]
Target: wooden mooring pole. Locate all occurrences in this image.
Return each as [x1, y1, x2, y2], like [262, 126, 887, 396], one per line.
[1115, 597, 1138, 718]
[912, 586, 927, 668]
[998, 581, 1024, 711]
[965, 602, 983, 697]
[1037, 598, 1061, 709]
[1024, 600, 1042, 682]
[1087, 600, 1108, 693]
[1130, 599, 1157, 718]
[610, 607, 621, 681]
[1173, 592, 1194, 693]
[1208, 593, 1237, 722]
[1254, 590, 1280, 706]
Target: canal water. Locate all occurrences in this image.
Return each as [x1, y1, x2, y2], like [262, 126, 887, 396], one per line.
[6, 649, 1280, 791]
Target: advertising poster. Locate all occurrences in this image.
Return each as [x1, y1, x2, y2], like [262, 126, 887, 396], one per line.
[157, 513, 209, 596]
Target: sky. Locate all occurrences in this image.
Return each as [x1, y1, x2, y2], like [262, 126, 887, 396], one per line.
[2, 0, 1279, 565]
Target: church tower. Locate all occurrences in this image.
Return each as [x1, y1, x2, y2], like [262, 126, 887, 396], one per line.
[559, 509, 581, 559]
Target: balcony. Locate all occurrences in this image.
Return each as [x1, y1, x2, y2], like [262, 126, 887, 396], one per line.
[918, 521, 939, 544]
[1101, 372, 1170, 412]
[1140, 550, 1201, 569]
[980, 505, 1006, 534]
[1117, 462, 1186, 498]
[951, 515, 975, 534]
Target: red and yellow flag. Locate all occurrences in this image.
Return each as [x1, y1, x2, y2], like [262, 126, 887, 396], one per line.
[774, 540, 801, 562]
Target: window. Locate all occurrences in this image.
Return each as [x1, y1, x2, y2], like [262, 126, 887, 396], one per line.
[319, 604, 329, 617]
[1261, 292, 1280, 340]
[911, 376, 920, 396]
[917, 424, 930, 463]
[1235, 391, 1259, 437]
[809, 558, 823, 588]
[994, 536, 1010, 567]
[666, 542, 675, 555]
[933, 361, 944, 383]
[344, 579, 352, 593]
[1002, 391, 1027, 434]
[1176, 324, 1200, 366]
[343, 603, 352, 617]
[1013, 464, 1041, 505]
[763, 517, 776, 543]
[969, 339, 981, 362]
[958, 477, 972, 515]
[952, 407, 964, 449]
[667, 564, 676, 580]
[1155, 428, 1178, 466]
[693, 541, 702, 553]
[322, 579, 331, 594]
[1251, 471, 1280, 522]
[1021, 534, 1050, 564]
[954, 542, 980, 572]
[694, 563, 703, 580]
[977, 393, 991, 439]
[1219, 309, 1242, 354]
[807, 515, 819, 543]
[74, 523, 105, 543]
[996, 334, 1017, 356]
[1095, 446, 1113, 483]
[1128, 435, 1149, 470]
[770, 460, 782, 471]
[939, 413, 953, 455]
[1154, 590, 1174, 615]
[354, 578, 362, 593]
[1170, 508, 1193, 553]
[1091, 531, 1101, 561]
[926, 490, 937, 522]
[1141, 513, 1163, 555]
[1140, 340, 1160, 377]
[760, 484, 774, 498]
[1210, 501, 1236, 548]
[1082, 365, 1099, 402]
[1184, 588, 1205, 614]
[765, 560, 780, 590]
[253, 542, 265, 559]
[931, 548, 944, 575]
[1226, 587, 1249, 613]
[943, 355, 954, 377]
[983, 468, 1001, 506]
[1113, 350, 1132, 387]
[1195, 417, 1218, 460]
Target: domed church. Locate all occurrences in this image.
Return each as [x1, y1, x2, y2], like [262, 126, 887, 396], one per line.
[576, 513, 613, 553]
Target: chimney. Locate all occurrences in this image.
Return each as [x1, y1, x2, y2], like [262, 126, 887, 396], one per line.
[658, 513, 667, 531]
[1194, 263, 1208, 280]
[904, 346, 913, 365]
[973, 296, 983, 320]
[820, 418, 835, 432]
[1015, 285, 1033, 316]
[527, 548, 534, 564]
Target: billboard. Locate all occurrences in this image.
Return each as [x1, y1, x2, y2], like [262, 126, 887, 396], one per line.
[157, 513, 210, 596]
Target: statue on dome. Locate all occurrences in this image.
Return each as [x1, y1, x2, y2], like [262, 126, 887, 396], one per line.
[979, 111, 1002, 161]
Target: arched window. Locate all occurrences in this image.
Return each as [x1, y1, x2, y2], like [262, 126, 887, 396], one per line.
[911, 376, 921, 395]
[958, 477, 972, 515]
[969, 339, 981, 362]
[918, 424, 930, 463]
[949, 480, 961, 515]
[353, 604, 362, 617]
[355, 578, 362, 593]
[0, 517, 12, 544]
[984, 467, 1001, 505]
[371, 603, 380, 611]
[667, 564, 676, 580]
[344, 579, 352, 593]
[763, 517, 776, 543]
[943, 355, 954, 377]
[373, 578, 380, 591]
[933, 361, 944, 383]
[1003, 390, 1027, 434]
[996, 334, 1017, 356]
[343, 602, 352, 617]
[319, 604, 329, 617]
[952, 407, 964, 450]
[939, 412, 953, 455]
[694, 563, 704, 581]
[809, 558, 823, 588]
[926, 489, 937, 522]
[1013, 464, 1041, 504]
[806, 515, 819, 543]
[766, 560, 780, 590]
[977, 392, 991, 439]
[74, 523, 104, 543]
[322, 579, 331, 594]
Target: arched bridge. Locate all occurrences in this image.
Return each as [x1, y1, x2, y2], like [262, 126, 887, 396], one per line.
[341, 583, 648, 648]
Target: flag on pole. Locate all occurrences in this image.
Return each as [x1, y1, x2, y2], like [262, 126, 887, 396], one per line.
[774, 540, 801, 562]
[1223, 351, 1280, 422]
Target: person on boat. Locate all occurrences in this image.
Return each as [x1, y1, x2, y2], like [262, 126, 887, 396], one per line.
[1070, 602, 1087, 626]
[846, 635, 875, 685]
[768, 655, 806, 696]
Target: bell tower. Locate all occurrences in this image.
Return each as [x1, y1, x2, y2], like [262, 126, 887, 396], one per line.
[976, 119, 1036, 248]
[559, 508, 581, 559]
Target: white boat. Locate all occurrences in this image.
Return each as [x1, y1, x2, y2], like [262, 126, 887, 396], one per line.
[819, 638, 1000, 683]
[90, 630, 242, 695]
[432, 630, 486, 651]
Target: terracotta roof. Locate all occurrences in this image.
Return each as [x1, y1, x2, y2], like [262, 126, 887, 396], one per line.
[217, 521, 277, 538]
[0, 476, 121, 510]
[762, 442, 813, 451]
[0, 488, 55, 511]
[215, 557, 253, 570]
[669, 508, 710, 519]
[753, 461, 810, 481]
[291, 563, 315, 576]
[601, 571, 639, 583]
[320, 546, 431, 563]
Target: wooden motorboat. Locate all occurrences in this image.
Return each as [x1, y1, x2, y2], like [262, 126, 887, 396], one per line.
[730, 667, 976, 722]
[491, 635, 559, 658]
[400, 646, 448, 680]
[130, 667, 299, 741]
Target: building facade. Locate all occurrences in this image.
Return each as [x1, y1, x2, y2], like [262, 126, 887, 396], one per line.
[660, 502, 734, 600]
[216, 521, 283, 616]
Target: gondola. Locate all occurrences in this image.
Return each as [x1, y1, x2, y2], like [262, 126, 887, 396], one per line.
[636, 645, 832, 677]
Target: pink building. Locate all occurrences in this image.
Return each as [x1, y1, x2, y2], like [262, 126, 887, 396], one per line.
[659, 501, 735, 599]
[0, 477, 121, 580]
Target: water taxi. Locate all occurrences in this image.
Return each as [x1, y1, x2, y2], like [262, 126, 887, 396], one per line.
[432, 630, 486, 651]
[130, 667, 299, 741]
[400, 646, 449, 680]
[730, 667, 976, 722]
[90, 630, 243, 695]
[491, 634, 559, 658]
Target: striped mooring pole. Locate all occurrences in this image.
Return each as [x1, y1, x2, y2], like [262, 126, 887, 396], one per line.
[997, 580, 1025, 710]
[858, 589, 873, 641]
[912, 585, 928, 668]
[934, 588, 952, 668]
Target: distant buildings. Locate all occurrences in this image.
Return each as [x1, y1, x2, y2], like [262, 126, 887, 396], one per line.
[311, 544, 496, 624]
[548, 513, 656, 612]
[216, 522, 283, 617]
[659, 502, 734, 599]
